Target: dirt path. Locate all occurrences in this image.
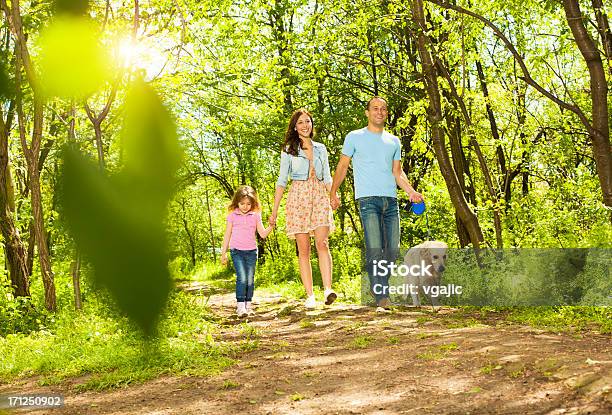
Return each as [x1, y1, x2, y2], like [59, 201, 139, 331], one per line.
[2, 292, 611, 414]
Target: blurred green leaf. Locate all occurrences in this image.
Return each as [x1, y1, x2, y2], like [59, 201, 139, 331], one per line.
[59, 81, 182, 336]
[121, 78, 183, 211]
[53, 0, 89, 16]
[38, 16, 112, 99]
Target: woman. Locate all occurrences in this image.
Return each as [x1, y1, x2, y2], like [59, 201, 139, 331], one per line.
[270, 109, 336, 308]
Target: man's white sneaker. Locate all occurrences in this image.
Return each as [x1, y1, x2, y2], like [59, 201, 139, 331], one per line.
[304, 295, 316, 309]
[245, 301, 254, 315]
[236, 302, 247, 318]
[324, 289, 337, 305]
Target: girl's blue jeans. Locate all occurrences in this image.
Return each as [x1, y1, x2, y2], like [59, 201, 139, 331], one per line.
[230, 248, 257, 302]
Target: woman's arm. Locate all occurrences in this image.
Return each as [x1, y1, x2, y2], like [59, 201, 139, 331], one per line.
[269, 185, 284, 225]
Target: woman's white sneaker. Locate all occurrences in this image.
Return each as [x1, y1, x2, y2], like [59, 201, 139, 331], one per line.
[324, 289, 337, 305]
[304, 295, 316, 309]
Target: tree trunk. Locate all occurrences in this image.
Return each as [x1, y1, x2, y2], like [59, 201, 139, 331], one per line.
[446, 113, 472, 247]
[591, 0, 612, 75]
[29, 143, 56, 311]
[94, 123, 105, 170]
[411, 0, 484, 248]
[0, 105, 30, 297]
[563, 0, 612, 209]
[205, 184, 216, 262]
[5, 0, 56, 310]
[71, 252, 82, 310]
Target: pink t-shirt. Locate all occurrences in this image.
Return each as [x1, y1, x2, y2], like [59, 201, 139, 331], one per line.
[227, 209, 261, 250]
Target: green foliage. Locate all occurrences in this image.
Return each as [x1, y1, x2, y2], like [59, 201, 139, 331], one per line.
[0, 296, 49, 336]
[441, 248, 611, 307]
[0, 291, 235, 388]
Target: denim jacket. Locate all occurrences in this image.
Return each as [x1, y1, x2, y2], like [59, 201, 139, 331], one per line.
[276, 141, 332, 188]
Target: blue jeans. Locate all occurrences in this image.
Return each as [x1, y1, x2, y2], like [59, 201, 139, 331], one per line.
[358, 197, 400, 303]
[230, 249, 257, 302]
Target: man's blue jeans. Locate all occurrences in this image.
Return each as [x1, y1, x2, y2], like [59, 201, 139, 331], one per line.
[230, 249, 257, 302]
[358, 197, 400, 304]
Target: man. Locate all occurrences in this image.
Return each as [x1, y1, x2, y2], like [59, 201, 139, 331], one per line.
[330, 96, 423, 308]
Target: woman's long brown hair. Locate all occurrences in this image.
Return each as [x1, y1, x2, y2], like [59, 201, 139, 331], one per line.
[282, 108, 314, 156]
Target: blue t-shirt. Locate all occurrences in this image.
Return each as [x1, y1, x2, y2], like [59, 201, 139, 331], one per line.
[341, 127, 401, 199]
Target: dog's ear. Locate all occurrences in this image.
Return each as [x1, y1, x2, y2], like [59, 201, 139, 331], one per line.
[421, 248, 433, 264]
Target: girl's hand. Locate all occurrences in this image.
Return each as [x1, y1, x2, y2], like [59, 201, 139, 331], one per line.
[269, 212, 277, 226]
[221, 252, 228, 266]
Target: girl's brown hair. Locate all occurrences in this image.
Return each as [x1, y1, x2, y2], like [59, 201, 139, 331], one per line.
[228, 185, 261, 212]
[282, 108, 314, 156]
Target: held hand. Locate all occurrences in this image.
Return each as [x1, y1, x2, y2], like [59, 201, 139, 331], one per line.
[330, 193, 341, 210]
[269, 212, 277, 226]
[408, 190, 424, 203]
[221, 252, 228, 266]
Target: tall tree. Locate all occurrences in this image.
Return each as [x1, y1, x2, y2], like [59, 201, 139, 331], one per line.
[2, 0, 56, 310]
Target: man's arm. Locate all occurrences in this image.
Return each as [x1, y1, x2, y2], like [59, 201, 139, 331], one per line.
[330, 155, 351, 210]
[392, 160, 423, 202]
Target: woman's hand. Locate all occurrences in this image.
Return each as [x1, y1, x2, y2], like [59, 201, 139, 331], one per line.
[221, 252, 228, 266]
[330, 192, 341, 210]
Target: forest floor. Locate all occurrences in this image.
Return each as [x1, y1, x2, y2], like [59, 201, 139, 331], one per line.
[2, 286, 611, 415]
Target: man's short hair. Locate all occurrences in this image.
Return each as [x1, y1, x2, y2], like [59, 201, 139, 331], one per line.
[366, 96, 388, 110]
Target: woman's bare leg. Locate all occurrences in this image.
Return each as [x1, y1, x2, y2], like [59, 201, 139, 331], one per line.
[295, 233, 313, 296]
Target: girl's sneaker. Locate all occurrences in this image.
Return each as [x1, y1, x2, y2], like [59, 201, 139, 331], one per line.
[236, 302, 247, 318]
[324, 289, 337, 305]
[245, 301, 254, 315]
[304, 295, 316, 309]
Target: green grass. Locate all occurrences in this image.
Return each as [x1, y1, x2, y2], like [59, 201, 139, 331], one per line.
[387, 336, 399, 345]
[417, 342, 459, 360]
[299, 319, 315, 329]
[221, 379, 240, 389]
[0, 292, 239, 390]
[351, 335, 374, 349]
[505, 306, 612, 333]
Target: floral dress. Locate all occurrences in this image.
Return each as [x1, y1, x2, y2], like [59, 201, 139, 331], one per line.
[285, 164, 335, 238]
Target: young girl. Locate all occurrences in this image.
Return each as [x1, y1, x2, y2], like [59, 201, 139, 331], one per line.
[221, 185, 273, 317]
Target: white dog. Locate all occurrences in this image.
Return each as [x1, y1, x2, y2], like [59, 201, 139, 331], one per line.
[403, 241, 448, 307]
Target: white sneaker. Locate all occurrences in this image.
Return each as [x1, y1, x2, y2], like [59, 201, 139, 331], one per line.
[236, 302, 247, 317]
[304, 295, 316, 309]
[245, 301, 254, 315]
[324, 289, 337, 305]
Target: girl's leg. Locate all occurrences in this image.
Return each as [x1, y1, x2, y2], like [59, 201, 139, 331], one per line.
[231, 249, 247, 302]
[245, 250, 257, 302]
[314, 226, 332, 290]
[294, 233, 313, 296]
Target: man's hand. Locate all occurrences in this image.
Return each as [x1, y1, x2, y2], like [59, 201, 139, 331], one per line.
[330, 192, 341, 210]
[408, 189, 424, 203]
[221, 252, 228, 266]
